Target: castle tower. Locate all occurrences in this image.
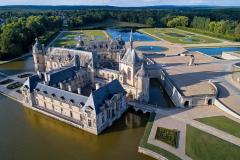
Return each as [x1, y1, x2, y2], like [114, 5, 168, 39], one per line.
[136, 63, 149, 103]
[120, 30, 140, 86]
[32, 38, 45, 73]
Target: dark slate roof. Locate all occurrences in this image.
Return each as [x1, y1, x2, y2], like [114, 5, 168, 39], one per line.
[35, 83, 88, 107]
[47, 47, 94, 68]
[46, 66, 80, 86]
[23, 75, 41, 92]
[86, 39, 124, 52]
[84, 79, 126, 115]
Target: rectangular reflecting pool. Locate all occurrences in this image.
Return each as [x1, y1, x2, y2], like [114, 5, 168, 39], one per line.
[106, 28, 157, 42]
[187, 47, 240, 56]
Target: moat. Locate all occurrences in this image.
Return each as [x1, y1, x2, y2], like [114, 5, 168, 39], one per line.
[0, 56, 172, 160]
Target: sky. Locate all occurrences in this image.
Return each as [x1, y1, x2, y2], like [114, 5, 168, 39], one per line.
[0, 0, 240, 6]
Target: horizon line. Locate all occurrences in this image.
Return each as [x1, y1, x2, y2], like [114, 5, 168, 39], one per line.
[0, 4, 240, 7]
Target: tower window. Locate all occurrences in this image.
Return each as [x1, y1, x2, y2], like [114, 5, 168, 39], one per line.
[88, 119, 92, 127]
[127, 68, 131, 80]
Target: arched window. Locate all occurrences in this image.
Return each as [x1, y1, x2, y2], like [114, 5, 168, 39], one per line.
[127, 68, 131, 80]
[208, 99, 213, 105]
[184, 101, 190, 107]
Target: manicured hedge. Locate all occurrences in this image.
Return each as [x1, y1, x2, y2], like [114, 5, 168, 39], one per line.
[0, 79, 13, 85]
[155, 127, 179, 148]
[7, 82, 23, 90]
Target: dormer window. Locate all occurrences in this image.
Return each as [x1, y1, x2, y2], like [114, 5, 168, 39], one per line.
[43, 91, 48, 94]
[70, 99, 74, 103]
[60, 96, 65, 100]
[51, 93, 56, 97]
[80, 102, 85, 107]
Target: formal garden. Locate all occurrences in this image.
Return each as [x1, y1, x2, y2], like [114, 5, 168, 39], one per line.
[52, 30, 108, 48]
[139, 28, 221, 44]
[155, 127, 179, 148]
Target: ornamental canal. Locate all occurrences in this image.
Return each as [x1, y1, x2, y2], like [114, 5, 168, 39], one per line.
[0, 55, 173, 160]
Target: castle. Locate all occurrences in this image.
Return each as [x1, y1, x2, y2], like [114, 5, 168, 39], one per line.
[22, 32, 150, 135]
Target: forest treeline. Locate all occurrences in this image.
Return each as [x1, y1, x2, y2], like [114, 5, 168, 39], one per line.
[0, 7, 240, 60]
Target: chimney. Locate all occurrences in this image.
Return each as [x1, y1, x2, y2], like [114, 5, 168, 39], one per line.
[95, 83, 100, 90]
[59, 83, 63, 89]
[68, 85, 72, 92]
[44, 72, 49, 82]
[77, 88, 81, 94]
[188, 55, 195, 66]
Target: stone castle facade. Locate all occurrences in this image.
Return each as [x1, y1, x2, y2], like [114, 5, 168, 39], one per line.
[32, 32, 150, 103]
[22, 33, 150, 135]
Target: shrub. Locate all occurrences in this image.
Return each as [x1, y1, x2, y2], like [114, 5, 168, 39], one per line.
[155, 127, 179, 148]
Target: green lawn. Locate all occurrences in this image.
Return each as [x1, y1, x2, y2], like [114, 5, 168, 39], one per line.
[139, 114, 181, 160]
[186, 125, 240, 160]
[139, 28, 221, 44]
[52, 30, 108, 47]
[196, 116, 240, 138]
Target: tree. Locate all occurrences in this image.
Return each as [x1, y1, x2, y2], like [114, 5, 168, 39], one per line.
[167, 16, 189, 28]
[26, 16, 45, 36]
[209, 21, 217, 32]
[0, 21, 24, 59]
[235, 23, 240, 34]
[145, 17, 155, 26]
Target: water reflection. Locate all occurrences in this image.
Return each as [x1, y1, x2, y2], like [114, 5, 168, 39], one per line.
[106, 28, 156, 42]
[187, 47, 240, 56]
[21, 106, 152, 160]
[0, 56, 34, 75]
[149, 78, 174, 108]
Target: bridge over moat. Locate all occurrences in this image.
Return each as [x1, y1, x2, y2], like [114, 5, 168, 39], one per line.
[128, 101, 179, 115]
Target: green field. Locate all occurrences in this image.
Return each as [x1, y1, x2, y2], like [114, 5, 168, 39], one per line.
[196, 116, 240, 138]
[52, 30, 108, 47]
[186, 125, 240, 160]
[139, 28, 221, 44]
